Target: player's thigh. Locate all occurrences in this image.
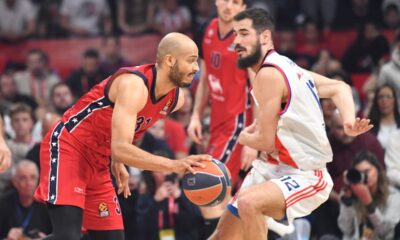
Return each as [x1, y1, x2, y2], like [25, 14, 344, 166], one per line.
[237, 181, 286, 220]
[35, 123, 90, 209]
[83, 165, 124, 231]
[209, 209, 243, 240]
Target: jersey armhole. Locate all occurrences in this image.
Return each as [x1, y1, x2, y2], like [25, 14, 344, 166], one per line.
[104, 70, 149, 106]
[260, 63, 292, 115]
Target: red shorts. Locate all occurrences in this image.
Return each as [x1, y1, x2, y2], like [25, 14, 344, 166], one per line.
[34, 122, 123, 230]
[208, 112, 246, 186]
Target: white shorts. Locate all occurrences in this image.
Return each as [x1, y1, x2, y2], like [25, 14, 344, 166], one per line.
[227, 159, 333, 223]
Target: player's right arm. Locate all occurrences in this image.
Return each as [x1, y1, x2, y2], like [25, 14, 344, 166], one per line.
[109, 74, 210, 173]
[305, 69, 373, 136]
[187, 59, 209, 144]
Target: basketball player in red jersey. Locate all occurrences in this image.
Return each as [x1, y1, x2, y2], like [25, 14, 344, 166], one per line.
[34, 32, 211, 240]
[187, 0, 257, 236]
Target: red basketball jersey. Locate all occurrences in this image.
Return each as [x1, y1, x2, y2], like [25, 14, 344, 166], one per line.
[201, 18, 249, 132]
[61, 64, 179, 156]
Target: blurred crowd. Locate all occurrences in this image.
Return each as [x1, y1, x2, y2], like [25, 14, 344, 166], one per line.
[1, 0, 400, 239]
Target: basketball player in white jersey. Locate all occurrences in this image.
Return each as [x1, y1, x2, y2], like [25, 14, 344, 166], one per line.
[209, 8, 374, 240]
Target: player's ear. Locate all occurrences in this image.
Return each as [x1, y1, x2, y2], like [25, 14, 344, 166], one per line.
[260, 29, 272, 45]
[164, 54, 176, 68]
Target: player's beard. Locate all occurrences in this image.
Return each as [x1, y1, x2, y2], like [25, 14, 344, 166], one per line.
[169, 61, 191, 88]
[237, 41, 262, 69]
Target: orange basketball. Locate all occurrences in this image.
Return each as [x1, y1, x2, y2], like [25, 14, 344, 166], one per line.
[182, 159, 232, 206]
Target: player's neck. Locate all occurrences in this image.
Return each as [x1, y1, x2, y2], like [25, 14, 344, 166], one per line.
[251, 46, 274, 72]
[155, 69, 176, 100]
[217, 19, 233, 38]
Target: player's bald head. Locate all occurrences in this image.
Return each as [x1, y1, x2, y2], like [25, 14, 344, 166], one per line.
[156, 32, 198, 66]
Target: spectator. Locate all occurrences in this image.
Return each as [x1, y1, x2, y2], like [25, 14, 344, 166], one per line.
[164, 118, 189, 159]
[333, 0, 382, 30]
[14, 48, 61, 105]
[0, 0, 36, 42]
[6, 103, 36, 165]
[136, 171, 203, 240]
[66, 48, 108, 98]
[49, 82, 74, 116]
[192, 0, 215, 32]
[382, 0, 400, 30]
[342, 21, 390, 73]
[299, 0, 337, 31]
[117, 0, 155, 35]
[60, 0, 112, 37]
[147, 119, 184, 158]
[368, 84, 400, 149]
[312, 49, 342, 76]
[328, 110, 385, 194]
[338, 151, 400, 240]
[151, 0, 192, 35]
[35, 0, 65, 38]
[100, 35, 132, 75]
[276, 27, 298, 60]
[0, 160, 51, 239]
[296, 19, 326, 61]
[0, 73, 38, 114]
[378, 32, 400, 105]
[384, 129, 400, 189]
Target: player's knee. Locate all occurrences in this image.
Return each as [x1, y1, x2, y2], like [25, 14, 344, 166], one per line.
[237, 192, 257, 215]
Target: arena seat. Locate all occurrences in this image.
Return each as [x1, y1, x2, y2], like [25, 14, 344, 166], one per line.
[0, 34, 161, 80]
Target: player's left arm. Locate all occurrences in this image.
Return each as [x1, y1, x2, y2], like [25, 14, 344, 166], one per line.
[238, 67, 285, 153]
[171, 88, 185, 113]
[304, 69, 373, 136]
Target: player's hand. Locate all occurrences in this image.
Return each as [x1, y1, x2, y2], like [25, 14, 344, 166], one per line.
[187, 116, 203, 144]
[172, 154, 212, 174]
[0, 141, 11, 173]
[240, 146, 257, 171]
[343, 118, 373, 137]
[111, 161, 131, 198]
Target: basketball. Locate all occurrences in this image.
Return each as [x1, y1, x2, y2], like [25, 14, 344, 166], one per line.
[182, 159, 232, 207]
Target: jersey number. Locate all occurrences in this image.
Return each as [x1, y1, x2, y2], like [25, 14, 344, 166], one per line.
[280, 176, 300, 192]
[135, 116, 152, 132]
[211, 52, 221, 68]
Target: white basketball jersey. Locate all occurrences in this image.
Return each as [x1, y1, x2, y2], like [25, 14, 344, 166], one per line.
[254, 50, 333, 170]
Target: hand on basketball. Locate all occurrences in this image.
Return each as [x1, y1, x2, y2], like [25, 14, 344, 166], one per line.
[111, 161, 131, 198]
[172, 154, 212, 174]
[343, 118, 373, 137]
[187, 116, 203, 144]
[0, 141, 11, 173]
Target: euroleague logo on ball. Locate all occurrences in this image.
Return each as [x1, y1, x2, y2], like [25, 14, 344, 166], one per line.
[182, 159, 232, 206]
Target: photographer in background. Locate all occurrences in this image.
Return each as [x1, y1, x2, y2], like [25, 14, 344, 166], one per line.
[338, 151, 400, 240]
[135, 171, 203, 240]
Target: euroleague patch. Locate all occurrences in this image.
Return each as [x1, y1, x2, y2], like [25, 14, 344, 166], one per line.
[98, 202, 110, 217]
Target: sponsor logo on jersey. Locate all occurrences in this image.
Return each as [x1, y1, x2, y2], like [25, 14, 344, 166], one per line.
[98, 202, 110, 217]
[160, 98, 173, 115]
